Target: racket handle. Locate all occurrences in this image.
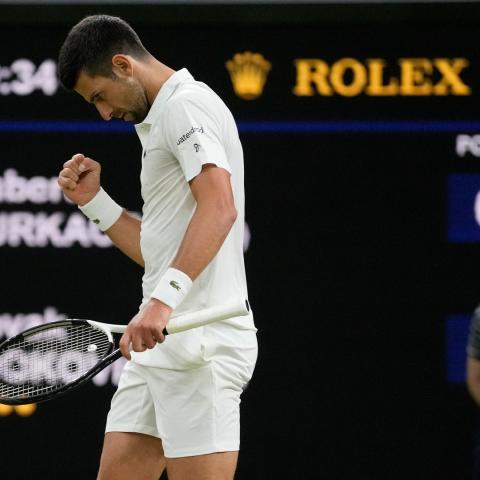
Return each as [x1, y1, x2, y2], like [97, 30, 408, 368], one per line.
[164, 297, 250, 335]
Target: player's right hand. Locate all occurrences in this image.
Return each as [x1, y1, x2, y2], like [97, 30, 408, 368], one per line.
[58, 153, 101, 206]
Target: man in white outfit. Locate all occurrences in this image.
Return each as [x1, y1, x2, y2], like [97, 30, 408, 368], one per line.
[57, 14, 257, 480]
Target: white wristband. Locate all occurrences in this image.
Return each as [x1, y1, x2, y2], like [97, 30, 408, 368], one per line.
[151, 268, 193, 310]
[78, 188, 123, 231]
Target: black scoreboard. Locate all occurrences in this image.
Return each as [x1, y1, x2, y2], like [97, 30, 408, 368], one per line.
[1, 3, 480, 479]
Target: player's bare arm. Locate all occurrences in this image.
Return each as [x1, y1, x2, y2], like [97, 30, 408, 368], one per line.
[105, 212, 144, 267]
[172, 163, 237, 280]
[58, 153, 144, 267]
[467, 356, 480, 406]
[119, 163, 236, 360]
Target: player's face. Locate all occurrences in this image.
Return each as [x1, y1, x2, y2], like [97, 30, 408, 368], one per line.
[75, 69, 150, 123]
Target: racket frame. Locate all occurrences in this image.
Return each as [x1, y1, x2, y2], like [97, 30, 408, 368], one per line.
[0, 319, 119, 405]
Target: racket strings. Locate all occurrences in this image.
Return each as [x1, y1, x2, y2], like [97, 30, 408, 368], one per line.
[0, 324, 111, 400]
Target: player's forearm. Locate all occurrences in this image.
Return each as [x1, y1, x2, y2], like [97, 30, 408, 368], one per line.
[171, 201, 237, 280]
[105, 210, 144, 267]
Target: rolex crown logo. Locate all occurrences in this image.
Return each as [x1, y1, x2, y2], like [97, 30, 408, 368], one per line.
[226, 51, 272, 100]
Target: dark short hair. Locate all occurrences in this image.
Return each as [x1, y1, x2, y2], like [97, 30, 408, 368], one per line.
[58, 15, 148, 90]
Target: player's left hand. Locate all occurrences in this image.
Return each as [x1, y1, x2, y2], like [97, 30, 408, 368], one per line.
[119, 299, 172, 360]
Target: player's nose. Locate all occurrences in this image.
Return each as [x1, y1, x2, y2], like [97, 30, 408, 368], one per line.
[96, 103, 113, 121]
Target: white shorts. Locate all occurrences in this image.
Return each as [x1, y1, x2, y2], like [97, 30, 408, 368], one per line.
[105, 322, 257, 458]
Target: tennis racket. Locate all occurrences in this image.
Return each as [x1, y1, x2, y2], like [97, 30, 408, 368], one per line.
[0, 297, 249, 405]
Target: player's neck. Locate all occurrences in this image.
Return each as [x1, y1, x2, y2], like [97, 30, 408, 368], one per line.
[140, 57, 176, 107]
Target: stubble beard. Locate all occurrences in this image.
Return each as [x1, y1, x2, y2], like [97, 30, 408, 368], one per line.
[129, 84, 151, 124]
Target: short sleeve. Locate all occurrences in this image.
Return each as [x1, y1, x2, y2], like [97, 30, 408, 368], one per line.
[467, 306, 480, 359]
[164, 94, 232, 182]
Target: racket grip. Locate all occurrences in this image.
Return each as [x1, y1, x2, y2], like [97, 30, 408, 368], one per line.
[163, 298, 250, 335]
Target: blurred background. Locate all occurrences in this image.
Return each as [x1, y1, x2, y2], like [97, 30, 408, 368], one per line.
[1, 0, 480, 478]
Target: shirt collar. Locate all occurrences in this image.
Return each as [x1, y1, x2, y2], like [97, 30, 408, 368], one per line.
[137, 68, 193, 128]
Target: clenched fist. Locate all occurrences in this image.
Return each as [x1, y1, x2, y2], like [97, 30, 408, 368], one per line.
[58, 153, 101, 206]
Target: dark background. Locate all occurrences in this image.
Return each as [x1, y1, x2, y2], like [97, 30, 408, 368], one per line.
[1, 2, 480, 479]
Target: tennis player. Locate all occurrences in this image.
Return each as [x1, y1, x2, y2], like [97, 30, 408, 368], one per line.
[57, 15, 257, 480]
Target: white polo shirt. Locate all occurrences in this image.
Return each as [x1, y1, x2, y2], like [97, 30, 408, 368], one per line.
[132, 69, 255, 368]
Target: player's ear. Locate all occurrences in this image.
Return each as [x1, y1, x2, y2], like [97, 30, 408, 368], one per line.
[111, 54, 133, 78]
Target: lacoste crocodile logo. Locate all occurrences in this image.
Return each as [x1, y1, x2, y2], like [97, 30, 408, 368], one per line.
[169, 281, 181, 291]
